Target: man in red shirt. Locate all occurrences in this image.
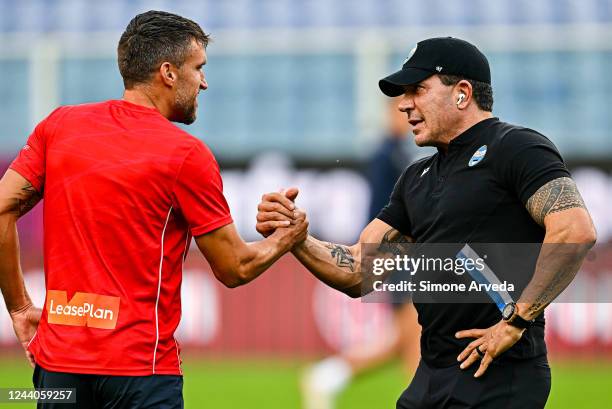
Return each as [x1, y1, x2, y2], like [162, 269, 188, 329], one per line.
[0, 10, 306, 408]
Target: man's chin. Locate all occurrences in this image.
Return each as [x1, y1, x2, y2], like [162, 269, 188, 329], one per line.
[176, 109, 197, 125]
[413, 135, 432, 147]
[181, 115, 196, 125]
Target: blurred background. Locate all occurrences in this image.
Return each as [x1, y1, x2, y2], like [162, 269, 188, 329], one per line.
[1, 1, 611, 408]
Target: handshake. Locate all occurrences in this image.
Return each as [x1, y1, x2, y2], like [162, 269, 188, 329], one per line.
[255, 187, 309, 248]
[249, 185, 388, 299]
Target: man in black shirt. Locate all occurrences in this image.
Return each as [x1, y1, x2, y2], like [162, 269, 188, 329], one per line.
[256, 37, 596, 408]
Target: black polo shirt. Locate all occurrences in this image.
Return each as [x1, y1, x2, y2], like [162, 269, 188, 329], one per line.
[377, 117, 570, 367]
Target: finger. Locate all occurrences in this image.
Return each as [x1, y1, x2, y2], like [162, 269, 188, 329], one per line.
[293, 210, 307, 222]
[284, 187, 299, 202]
[262, 192, 295, 211]
[474, 353, 494, 378]
[455, 329, 487, 339]
[457, 338, 485, 362]
[256, 211, 293, 223]
[459, 348, 481, 370]
[294, 218, 309, 230]
[26, 351, 35, 368]
[258, 202, 295, 218]
[257, 221, 291, 232]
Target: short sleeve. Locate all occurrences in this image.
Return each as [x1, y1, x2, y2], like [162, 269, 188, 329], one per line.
[376, 169, 412, 236]
[172, 141, 233, 236]
[9, 108, 63, 192]
[496, 129, 571, 205]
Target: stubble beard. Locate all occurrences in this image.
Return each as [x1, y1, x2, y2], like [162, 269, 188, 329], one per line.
[175, 87, 198, 125]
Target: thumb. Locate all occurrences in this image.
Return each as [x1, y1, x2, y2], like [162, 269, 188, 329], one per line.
[284, 187, 299, 202]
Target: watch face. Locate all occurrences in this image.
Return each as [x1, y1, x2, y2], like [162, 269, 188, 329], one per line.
[502, 303, 515, 320]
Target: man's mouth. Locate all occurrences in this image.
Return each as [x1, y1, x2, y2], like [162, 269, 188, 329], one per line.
[408, 118, 424, 127]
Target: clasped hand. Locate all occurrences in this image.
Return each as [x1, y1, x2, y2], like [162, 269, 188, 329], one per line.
[256, 188, 307, 245]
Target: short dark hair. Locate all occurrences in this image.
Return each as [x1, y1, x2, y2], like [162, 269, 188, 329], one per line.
[118, 10, 210, 89]
[438, 74, 493, 112]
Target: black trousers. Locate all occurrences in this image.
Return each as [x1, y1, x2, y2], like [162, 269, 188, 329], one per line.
[32, 365, 183, 409]
[396, 355, 551, 409]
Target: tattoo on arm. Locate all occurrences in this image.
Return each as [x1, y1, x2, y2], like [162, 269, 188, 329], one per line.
[526, 267, 568, 317]
[17, 184, 42, 216]
[521, 177, 593, 318]
[526, 177, 586, 226]
[325, 243, 355, 270]
[523, 243, 590, 319]
[378, 228, 413, 256]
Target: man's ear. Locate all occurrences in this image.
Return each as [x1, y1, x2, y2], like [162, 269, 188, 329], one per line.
[159, 62, 177, 87]
[454, 80, 473, 109]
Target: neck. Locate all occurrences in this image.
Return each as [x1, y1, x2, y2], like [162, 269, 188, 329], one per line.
[438, 111, 494, 153]
[122, 86, 172, 119]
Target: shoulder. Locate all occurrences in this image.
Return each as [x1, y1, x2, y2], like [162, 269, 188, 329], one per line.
[176, 134, 219, 170]
[52, 101, 108, 116]
[41, 105, 76, 123]
[492, 121, 557, 148]
[42, 102, 114, 126]
[487, 121, 561, 159]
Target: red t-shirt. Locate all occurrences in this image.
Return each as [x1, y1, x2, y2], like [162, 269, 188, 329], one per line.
[10, 100, 233, 376]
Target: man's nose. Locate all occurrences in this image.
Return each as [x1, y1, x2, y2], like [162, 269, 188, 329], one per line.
[200, 78, 208, 91]
[398, 94, 414, 112]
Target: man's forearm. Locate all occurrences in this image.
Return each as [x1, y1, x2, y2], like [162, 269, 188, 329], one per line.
[0, 215, 31, 312]
[291, 236, 362, 297]
[233, 234, 296, 286]
[517, 232, 595, 321]
[519, 177, 597, 320]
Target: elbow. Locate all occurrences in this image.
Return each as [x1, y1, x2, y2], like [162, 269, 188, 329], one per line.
[573, 223, 597, 248]
[220, 275, 242, 289]
[217, 266, 251, 289]
[582, 230, 597, 249]
[342, 283, 363, 299]
[549, 218, 597, 248]
[345, 289, 361, 299]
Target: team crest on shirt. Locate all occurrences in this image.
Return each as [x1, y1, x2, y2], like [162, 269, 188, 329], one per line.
[468, 145, 487, 167]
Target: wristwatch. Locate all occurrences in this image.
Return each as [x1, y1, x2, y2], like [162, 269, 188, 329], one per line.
[501, 302, 534, 329]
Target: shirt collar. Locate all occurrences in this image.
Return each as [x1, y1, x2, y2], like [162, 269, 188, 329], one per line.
[437, 117, 499, 155]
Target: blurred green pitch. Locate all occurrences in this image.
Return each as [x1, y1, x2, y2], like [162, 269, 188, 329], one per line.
[0, 357, 610, 408]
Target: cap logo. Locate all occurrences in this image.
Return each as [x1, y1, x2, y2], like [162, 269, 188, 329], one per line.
[403, 45, 418, 65]
[436, 66, 443, 72]
[468, 145, 488, 167]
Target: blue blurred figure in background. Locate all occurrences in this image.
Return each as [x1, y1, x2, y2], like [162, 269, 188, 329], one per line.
[366, 98, 413, 221]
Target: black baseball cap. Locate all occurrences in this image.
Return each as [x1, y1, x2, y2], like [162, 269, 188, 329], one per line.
[379, 37, 490, 97]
